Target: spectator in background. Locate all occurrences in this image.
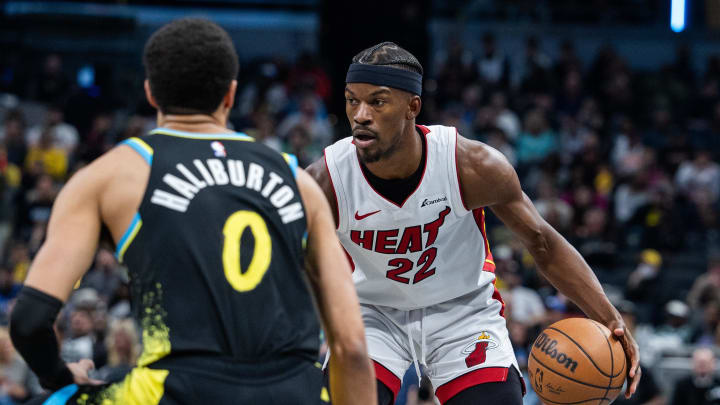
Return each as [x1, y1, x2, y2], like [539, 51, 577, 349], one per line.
[6, 243, 29, 284]
[574, 207, 615, 267]
[116, 115, 151, 144]
[518, 36, 553, 95]
[276, 93, 332, 148]
[26, 105, 78, 155]
[554, 40, 583, 85]
[670, 347, 720, 405]
[476, 32, 510, 91]
[692, 299, 720, 345]
[287, 52, 332, 102]
[284, 124, 315, 168]
[626, 249, 663, 321]
[237, 61, 288, 118]
[77, 112, 113, 162]
[485, 126, 516, 167]
[489, 91, 521, 141]
[675, 151, 720, 206]
[82, 248, 123, 303]
[0, 145, 20, 256]
[459, 85, 482, 136]
[0, 110, 27, 167]
[0, 269, 19, 326]
[495, 245, 546, 327]
[615, 171, 650, 225]
[0, 327, 42, 404]
[29, 54, 70, 104]
[612, 119, 648, 179]
[436, 39, 476, 104]
[24, 128, 68, 181]
[19, 174, 57, 252]
[558, 116, 596, 166]
[60, 306, 96, 364]
[516, 108, 557, 167]
[688, 256, 720, 311]
[96, 319, 139, 383]
[534, 178, 573, 234]
[555, 69, 585, 118]
[247, 109, 282, 151]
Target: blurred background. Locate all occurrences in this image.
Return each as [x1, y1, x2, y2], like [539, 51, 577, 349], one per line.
[1, 0, 720, 404]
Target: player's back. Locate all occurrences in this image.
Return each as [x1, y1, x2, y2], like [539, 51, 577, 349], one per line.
[119, 128, 317, 377]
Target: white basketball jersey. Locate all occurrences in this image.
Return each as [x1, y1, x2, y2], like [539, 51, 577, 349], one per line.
[324, 125, 497, 310]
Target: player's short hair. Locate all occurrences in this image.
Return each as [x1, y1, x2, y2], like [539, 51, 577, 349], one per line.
[351, 42, 423, 76]
[143, 18, 239, 115]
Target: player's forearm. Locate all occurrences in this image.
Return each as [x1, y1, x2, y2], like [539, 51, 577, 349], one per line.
[9, 286, 73, 390]
[329, 350, 377, 405]
[530, 225, 622, 326]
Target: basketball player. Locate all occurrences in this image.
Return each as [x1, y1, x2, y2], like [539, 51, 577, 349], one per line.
[10, 19, 376, 405]
[307, 42, 641, 404]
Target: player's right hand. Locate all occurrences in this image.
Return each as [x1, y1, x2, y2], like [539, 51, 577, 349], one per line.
[67, 359, 104, 385]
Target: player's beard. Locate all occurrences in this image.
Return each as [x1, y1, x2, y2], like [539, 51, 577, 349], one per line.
[355, 129, 403, 164]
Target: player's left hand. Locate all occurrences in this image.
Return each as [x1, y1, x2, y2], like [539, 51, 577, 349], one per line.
[67, 359, 104, 386]
[607, 320, 641, 398]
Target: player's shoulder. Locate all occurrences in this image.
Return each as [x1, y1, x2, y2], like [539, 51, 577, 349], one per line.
[418, 124, 456, 142]
[456, 133, 517, 194]
[323, 135, 354, 156]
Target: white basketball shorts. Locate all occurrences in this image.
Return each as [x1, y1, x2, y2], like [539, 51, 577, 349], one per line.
[360, 285, 522, 403]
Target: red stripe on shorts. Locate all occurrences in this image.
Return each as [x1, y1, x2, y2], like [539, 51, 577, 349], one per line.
[435, 366, 509, 404]
[373, 360, 401, 402]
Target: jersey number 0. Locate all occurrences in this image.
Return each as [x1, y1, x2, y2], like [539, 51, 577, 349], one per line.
[222, 210, 272, 292]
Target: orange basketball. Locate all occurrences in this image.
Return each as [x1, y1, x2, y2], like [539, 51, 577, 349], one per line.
[528, 318, 626, 405]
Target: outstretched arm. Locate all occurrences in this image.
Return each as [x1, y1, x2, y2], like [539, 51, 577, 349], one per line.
[297, 168, 376, 405]
[456, 135, 641, 398]
[10, 165, 105, 389]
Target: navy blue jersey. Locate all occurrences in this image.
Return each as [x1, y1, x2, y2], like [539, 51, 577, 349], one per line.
[117, 128, 318, 374]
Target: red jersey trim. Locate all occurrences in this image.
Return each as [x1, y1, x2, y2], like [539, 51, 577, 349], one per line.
[472, 208, 504, 316]
[417, 124, 431, 136]
[354, 125, 429, 208]
[472, 208, 495, 272]
[373, 360, 401, 402]
[323, 151, 340, 230]
[435, 366, 509, 404]
[492, 282, 506, 318]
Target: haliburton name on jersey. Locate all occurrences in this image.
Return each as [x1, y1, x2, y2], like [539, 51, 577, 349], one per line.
[149, 158, 304, 224]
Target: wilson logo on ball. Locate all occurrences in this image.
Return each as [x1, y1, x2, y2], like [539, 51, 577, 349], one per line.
[534, 333, 579, 372]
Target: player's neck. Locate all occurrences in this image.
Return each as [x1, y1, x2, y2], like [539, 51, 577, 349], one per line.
[157, 111, 233, 134]
[364, 125, 423, 180]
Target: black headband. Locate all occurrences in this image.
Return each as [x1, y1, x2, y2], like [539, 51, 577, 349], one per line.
[345, 63, 422, 96]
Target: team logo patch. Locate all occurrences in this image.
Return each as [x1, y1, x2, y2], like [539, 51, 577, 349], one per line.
[461, 331, 499, 368]
[211, 141, 227, 157]
[420, 194, 447, 208]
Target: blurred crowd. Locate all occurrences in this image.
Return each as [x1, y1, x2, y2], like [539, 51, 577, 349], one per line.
[0, 32, 719, 404]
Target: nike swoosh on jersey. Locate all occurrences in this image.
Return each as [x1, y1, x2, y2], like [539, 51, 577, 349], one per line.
[355, 210, 381, 220]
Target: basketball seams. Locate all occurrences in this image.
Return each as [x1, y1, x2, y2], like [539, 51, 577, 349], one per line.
[588, 321, 614, 402]
[588, 320, 626, 378]
[529, 352, 624, 390]
[533, 390, 610, 405]
[546, 326, 613, 378]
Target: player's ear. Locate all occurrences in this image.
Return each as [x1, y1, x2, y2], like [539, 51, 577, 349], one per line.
[144, 80, 159, 109]
[223, 80, 238, 110]
[406, 95, 422, 120]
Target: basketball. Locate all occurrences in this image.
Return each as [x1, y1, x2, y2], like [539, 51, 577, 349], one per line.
[528, 318, 627, 405]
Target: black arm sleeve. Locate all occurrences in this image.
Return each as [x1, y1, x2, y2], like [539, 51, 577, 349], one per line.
[9, 286, 73, 390]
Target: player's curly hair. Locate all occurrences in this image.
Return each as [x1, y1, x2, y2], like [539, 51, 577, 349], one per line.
[351, 42, 423, 76]
[143, 18, 239, 115]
